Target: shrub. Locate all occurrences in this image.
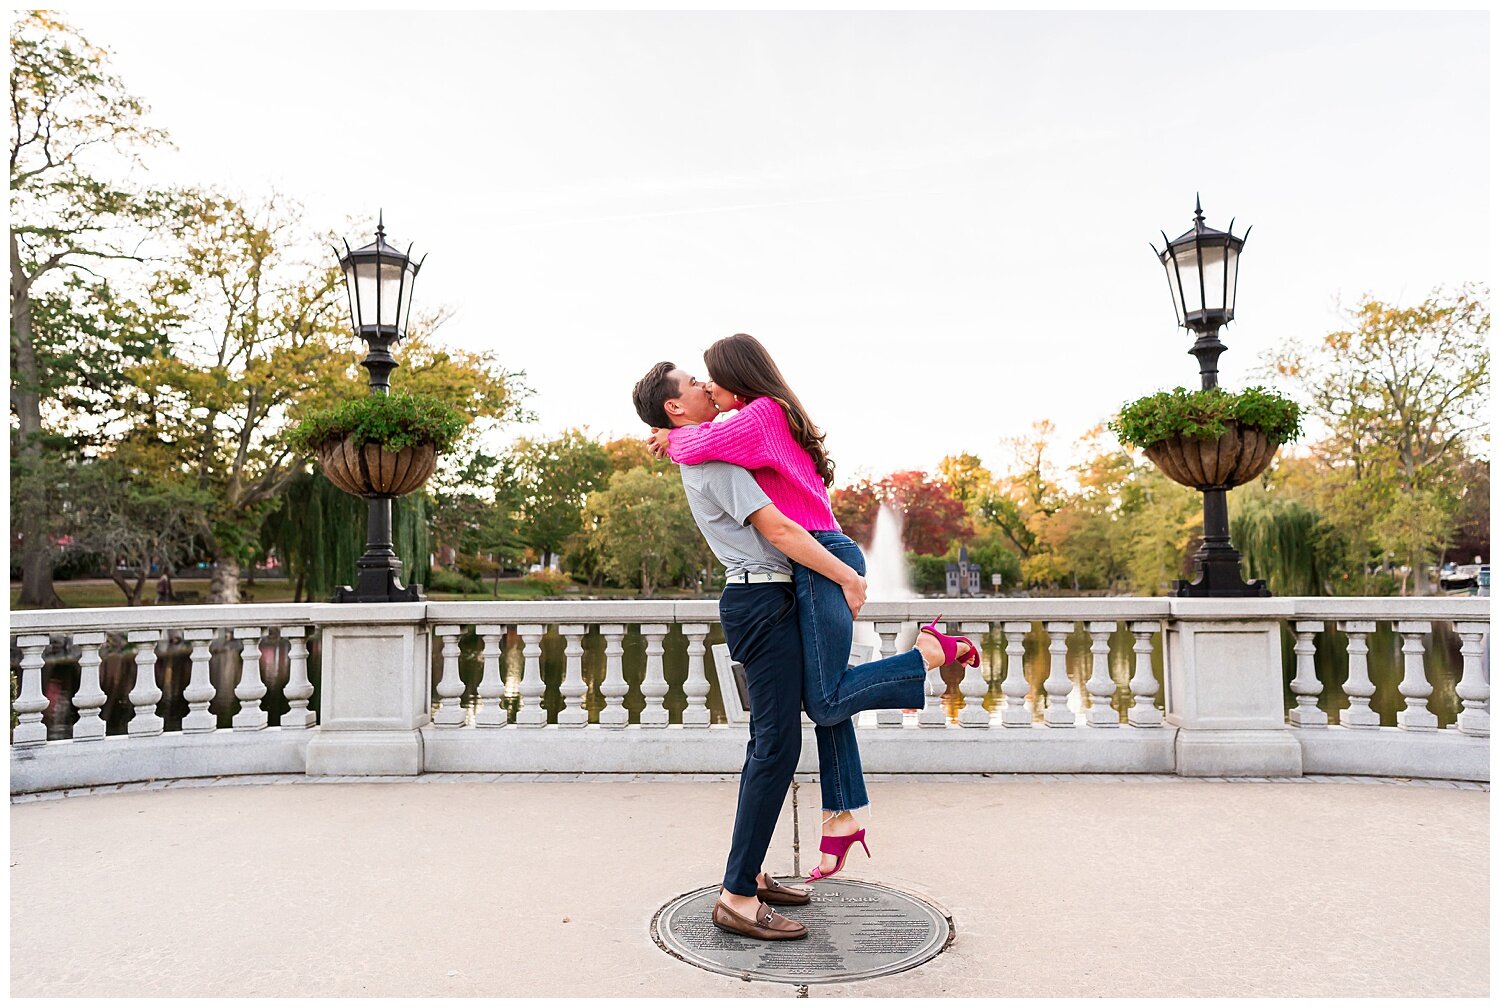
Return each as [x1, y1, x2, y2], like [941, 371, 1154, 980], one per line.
[1110, 386, 1302, 450]
[906, 552, 949, 594]
[286, 391, 466, 455]
[523, 568, 575, 593]
[426, 566, 482, 595]
[454, 552, 499, 581]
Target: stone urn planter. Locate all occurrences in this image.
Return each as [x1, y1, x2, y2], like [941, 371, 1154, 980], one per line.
[1141, 421, 1278, 491]
[1110, 386, 1303, 489]
[288, 390, 463, 499]
[315, 437, 437, 498]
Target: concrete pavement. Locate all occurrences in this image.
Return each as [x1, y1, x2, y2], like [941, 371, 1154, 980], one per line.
[9, 773, 1489, 997]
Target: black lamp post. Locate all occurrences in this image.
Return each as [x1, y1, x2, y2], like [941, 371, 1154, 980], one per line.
[1151, 196, 1269, 598]
[331, 213, 427, 604]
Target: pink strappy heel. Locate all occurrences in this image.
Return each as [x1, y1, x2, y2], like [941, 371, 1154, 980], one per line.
[919, 614, 979, 667]
[807, 828, 870, 881]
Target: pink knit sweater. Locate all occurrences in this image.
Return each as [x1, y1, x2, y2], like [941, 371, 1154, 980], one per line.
[667, 397, 840, 531]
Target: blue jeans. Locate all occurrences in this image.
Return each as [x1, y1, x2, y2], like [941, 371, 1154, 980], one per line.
[795, 531, 926, 813]
[717, 582, 803, 897]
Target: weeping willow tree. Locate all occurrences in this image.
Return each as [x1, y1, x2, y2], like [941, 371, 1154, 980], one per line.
[1230, 492, 1334, 597]
[261, 469, 431, 602]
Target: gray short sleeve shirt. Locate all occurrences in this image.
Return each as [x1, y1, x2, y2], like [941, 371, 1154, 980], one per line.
[679, 462, 791, 579]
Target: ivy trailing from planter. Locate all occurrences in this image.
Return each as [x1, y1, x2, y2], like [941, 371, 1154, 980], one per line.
[287, 391, 467, 455]
[1109, 386, 1302, 450]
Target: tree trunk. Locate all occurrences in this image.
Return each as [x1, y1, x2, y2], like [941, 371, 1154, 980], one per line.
[1412, 557, 1431, 596]
[110, 573, 135, 605]
[209, 557, 241, 604]
[10, 239, 62, 609]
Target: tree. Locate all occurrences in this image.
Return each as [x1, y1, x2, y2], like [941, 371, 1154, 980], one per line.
[428, 452, 525, 571]
[1269, 286, 1489, 594]
[125, 197, 526, 603]
[830, 470, 970, 556]
[977, 420, 1067, 561]
[59, 454, 212, 605]
[1002, 428, 1124, 591]
[259, 470, 430, 603]
[510, 429, 614, 571]
[123, 195, 352, 602]
[582, 466, 705, 596]
[937, 452, 994, 504]
[830, 479, 881, 545]
[9, 12, 178, 606]
[1115, 468, 1200, 595]
[1229, 484, 1340, 597]
[602, 434, 669, 475]
[1446, 453, 1490, 566]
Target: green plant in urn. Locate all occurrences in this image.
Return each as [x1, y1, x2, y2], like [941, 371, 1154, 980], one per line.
[288, 391, 465, 498]
[1110, 386, 1302, 491]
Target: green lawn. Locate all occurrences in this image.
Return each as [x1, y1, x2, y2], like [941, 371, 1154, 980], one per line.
[11, 578, 708, 609]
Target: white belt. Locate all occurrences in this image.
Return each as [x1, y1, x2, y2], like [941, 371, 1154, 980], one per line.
[725, 571, 793, 584]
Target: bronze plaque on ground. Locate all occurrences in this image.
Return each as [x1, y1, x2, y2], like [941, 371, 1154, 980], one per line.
[652, 878, 951, 985]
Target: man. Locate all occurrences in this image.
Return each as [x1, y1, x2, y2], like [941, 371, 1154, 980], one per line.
[631, 361, 868, 942]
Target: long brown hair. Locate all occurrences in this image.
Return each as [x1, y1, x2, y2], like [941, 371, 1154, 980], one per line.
[704, 333, 836, 487]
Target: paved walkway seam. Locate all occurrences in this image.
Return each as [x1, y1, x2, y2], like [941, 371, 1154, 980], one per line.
[9, 771, 1487, 803]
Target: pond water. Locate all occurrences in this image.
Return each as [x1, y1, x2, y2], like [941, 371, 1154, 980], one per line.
[20, 619, 1466, 739]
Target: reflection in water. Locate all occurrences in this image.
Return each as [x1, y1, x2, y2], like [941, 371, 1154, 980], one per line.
[22, 620, 1466, 739]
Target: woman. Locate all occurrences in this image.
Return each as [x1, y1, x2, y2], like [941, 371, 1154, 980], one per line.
[649, 333, 976, 881]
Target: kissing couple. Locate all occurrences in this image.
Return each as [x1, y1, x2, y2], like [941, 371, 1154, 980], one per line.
[631, 333, 976, 941]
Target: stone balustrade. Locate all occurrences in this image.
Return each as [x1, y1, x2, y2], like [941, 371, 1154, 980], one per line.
[9, 596, 1488, 793]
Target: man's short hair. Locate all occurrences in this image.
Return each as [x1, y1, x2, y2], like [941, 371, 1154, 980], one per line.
[632, 361, 678, 429]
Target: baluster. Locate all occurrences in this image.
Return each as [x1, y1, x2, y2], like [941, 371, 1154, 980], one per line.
[1289, 621, 1328, 727]
[1000, 621, 1032, 727]
[639, 623, 670, 727]
[13, 634, 51, 746]
[280, 627, 314, 729]
[1454, 621, 1489, 737]
[514, 624, 547, 727]
[918, 620, 949, 728]
[875, 622, 906, 728]
[557, 624, 588, 727]
[682, 623, 711, 727]
[180, 628, 218, 733]
[1127, 621, 1163, 727]
[1085, 621, 1119, 727]
[475, 624, 507, 727]
[598, 624, 628, 728]
[230, 626, 267, 731]
[958, 621, 991, 728]
[433, 625, 466, 727]
[127, 628, 165, 736]
[1395, 620, 1437, 731]
[70, 631, 108, 741]
[1042, 621, 1076, 727]
[1335, 620, 1379, 728]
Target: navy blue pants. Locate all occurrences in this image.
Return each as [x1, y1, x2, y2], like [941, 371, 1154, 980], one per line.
[718, 582, 803, 897]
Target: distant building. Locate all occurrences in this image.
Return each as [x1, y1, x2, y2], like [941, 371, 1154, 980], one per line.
[945, 545, 982, 597]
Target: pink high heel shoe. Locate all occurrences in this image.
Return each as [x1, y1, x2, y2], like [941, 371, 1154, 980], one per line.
[807, 828, 870, 881]
[919, 614, 980, 668]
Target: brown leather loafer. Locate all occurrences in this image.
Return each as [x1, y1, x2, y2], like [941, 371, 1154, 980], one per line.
[712, 899, 807, 940]
[757, 875, 811, 906]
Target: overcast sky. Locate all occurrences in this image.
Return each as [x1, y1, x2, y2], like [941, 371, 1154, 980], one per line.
[72, 10, 1489, 483]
